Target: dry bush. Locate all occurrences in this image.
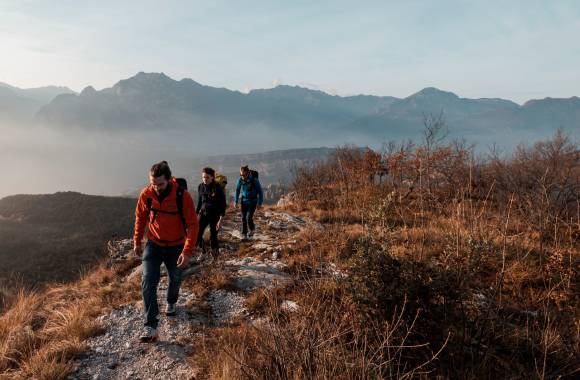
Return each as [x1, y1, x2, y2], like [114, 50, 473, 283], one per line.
[488, 129, 579, 240]
[286, 130, 579, 378]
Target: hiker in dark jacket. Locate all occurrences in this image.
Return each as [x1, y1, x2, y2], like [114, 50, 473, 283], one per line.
[234, 165, 263, 241]
[196, 167, 226, 256]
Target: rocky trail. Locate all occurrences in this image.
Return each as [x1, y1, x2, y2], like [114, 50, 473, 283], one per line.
[68, 208, 320, 380]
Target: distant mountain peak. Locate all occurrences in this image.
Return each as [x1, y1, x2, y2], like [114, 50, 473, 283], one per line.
[409, 87, 459, 99]
[522, 96, 580, 109]
[80, 86, 97, 96]
[113, 72, 176, 87]
[132, 71, 172, 81]
[251, 84, 311, 92]
[248, 84, 332, 99]
[108, 72, 179, 96]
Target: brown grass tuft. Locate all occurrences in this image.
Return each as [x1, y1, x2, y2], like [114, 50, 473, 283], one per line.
[0, 260, 142, 378]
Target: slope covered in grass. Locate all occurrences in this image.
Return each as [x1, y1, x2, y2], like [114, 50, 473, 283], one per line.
[0, 192, 135, 287]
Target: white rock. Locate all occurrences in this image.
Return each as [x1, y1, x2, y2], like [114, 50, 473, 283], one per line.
[281, 300, 299, 312]
[252, 242, 272, 251]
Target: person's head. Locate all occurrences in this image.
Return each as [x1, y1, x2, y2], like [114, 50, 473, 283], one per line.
[240, 165, 250, 179]
[202, 167, 215, 185]
[149, 161, 172, 195]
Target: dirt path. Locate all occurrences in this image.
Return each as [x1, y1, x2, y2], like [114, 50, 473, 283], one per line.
[68, 208, 317, 380]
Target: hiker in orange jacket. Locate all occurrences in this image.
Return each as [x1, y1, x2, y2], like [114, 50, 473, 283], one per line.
[133, 161, 199, 342]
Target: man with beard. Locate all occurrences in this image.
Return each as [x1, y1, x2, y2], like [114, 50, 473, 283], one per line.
[133, 161, 199, 342]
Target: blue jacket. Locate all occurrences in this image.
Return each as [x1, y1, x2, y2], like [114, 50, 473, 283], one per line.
[234, 176, 263, 205]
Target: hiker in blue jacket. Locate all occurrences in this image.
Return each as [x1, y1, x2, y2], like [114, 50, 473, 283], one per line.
[234, 165, 263, 241]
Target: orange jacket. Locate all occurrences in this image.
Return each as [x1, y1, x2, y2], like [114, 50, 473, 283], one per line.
[133, 177, 199, 256]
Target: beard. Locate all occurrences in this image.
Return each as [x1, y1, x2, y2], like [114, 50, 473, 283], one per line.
[155, 183, 172, 199]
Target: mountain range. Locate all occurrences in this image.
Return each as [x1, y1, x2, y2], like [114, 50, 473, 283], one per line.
[1, 72, 576, 151]
[1, 73, 578, 198]
[26, 72, 578, 149]
[0, 82, 75, 123]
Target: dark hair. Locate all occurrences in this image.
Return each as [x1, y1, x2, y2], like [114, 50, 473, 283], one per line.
[202, 167, 215, 177]
[240, 165, 250, 173]
[150, 161, 172, 180]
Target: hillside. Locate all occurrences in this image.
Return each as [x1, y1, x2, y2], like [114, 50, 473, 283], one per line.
[0, 132, 577, 379]
[0, 192, 135, 286]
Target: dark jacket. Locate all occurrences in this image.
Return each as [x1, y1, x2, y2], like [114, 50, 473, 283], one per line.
[196, 181, 226, 217]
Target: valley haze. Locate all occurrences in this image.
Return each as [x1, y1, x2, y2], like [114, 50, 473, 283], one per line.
[1, 72, 578, 199]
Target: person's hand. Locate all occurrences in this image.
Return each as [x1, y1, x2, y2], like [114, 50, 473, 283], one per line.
[177, 253, 189, 269]
[234, 203, 239, 209]
[216, 218, 223, 231]
[133, 245, 143, 258]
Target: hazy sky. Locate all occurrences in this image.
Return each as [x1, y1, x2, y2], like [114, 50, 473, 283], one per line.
[1, 0, 579, 103]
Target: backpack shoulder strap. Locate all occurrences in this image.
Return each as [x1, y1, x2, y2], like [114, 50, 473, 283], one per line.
[146, 197, 158, 223]
[176, 185, 187, 233]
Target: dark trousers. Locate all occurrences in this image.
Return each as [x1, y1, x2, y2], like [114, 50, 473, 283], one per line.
[241, 202, 257, 235]
[197, 213, 220, 250]
[141, 241, 183, 328]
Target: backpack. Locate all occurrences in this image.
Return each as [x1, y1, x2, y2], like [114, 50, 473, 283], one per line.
[146, 178, 188, 233]
[214, 173, 228, 194]
[249, 169, 259, 179]
[241, 176, 260, 201]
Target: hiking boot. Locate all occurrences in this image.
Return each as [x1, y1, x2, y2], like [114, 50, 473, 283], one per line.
[241, 234, 249, 241]
[165, 303, 177, 316]
[211, 248, 220, 258]
[248, 229, 255, 237]
[139, 326, 158, 343]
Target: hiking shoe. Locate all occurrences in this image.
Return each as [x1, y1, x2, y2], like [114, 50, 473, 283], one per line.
[139, 326, 158, 343]
[241, 234, 249, 241]
[165, 303, 177, 316]
[248, 229, 255, 237]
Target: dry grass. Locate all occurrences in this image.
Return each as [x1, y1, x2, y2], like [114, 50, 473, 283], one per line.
[194, 279, 447, 379]
[188, 264, 237, 298]
[193, 131, 578, 379]
[0, 260, 141, 379]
